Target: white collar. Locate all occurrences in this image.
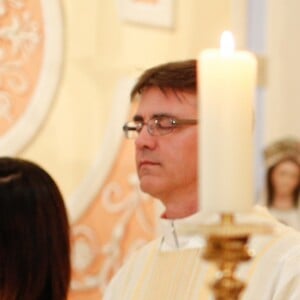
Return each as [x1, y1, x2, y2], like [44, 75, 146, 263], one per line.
[158, 211, 216, 251]
[157, 205, 281, 251]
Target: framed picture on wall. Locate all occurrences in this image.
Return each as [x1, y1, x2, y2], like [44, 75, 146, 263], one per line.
[117, 0, 175, 28]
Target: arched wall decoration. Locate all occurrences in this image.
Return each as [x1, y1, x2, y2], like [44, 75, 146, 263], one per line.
[67, 78, 136, 223]
[70, 175, 156, 293]
[0, 0, 63, 155]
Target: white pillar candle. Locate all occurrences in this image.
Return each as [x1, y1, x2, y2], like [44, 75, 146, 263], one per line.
[198, 31, 257, 213]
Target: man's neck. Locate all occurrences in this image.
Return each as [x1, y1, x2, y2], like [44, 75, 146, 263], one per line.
[162, 200, 198, 219]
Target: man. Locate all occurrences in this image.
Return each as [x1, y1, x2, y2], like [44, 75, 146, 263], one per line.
[104, 60, 300, 299]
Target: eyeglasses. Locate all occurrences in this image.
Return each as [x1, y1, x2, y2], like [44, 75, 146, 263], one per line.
[123, 115, 198, 139]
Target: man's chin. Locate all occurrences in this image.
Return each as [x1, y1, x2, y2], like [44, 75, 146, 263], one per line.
[139, 178, 161, 198]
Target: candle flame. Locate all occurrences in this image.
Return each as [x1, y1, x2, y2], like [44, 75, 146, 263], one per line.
[220, 31, 235, 55]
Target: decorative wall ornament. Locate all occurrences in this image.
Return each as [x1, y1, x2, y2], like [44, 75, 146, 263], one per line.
[71, 173, 156, 293]
[0, 0, 63, 155]
[72, 225, 99, 273]
[116, 0, 175, 28]
[0, 6, 39, 120]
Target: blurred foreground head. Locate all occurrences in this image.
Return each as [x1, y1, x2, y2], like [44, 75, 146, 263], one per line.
[0, 157, 71, 300]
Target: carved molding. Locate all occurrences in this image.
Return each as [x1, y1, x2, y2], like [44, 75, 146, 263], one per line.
[0, 0, 63, 155]
[71, 174, 156, 293]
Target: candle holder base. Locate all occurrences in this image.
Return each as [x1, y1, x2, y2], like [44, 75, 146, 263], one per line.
[204, 234, 251, 300]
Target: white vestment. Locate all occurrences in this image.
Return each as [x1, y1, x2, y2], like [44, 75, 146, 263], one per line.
[269, 207, 300, 231]
[104, 206, 300, 300]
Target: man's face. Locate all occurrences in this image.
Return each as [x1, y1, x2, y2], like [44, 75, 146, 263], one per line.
[134, 87, 198, 204]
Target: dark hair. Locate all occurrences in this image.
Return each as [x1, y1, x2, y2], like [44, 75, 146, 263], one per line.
[130, 59, 197, 100]
[266, 158, 300, 208]
[0, 157, 71, 300]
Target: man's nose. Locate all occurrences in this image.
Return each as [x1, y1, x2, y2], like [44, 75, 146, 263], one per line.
[135, 125, 156, 149]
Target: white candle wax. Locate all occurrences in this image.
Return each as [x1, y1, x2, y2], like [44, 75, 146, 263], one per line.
[198, 32, 257, 213]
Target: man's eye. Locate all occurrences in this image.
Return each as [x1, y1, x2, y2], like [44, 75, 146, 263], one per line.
[157, 117, 173, 128]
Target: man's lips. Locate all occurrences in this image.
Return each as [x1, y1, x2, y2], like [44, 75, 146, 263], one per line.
[138, 160, 160, 169]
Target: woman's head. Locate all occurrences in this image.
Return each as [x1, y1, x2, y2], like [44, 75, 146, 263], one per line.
[266, 158, 300, 208]
[0, 157, 70, 300]
[264, 137, 300, 208]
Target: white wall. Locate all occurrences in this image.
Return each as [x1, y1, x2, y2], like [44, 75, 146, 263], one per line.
[266, 0, 300, 142]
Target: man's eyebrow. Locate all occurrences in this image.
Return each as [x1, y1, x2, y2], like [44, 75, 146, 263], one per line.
[133, 113, 175, 122]
[133, 115, 144, 122]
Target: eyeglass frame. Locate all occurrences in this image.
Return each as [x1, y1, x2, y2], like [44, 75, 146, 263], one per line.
[122, 114, 198, 139]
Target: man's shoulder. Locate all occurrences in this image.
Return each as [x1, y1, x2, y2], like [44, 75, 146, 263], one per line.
[127, 238, 160, 258]
[250, 208, 300, 263]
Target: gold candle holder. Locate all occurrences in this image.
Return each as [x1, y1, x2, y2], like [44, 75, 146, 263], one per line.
[180, 213, 272, 300]
[203, 214, 252, 300]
